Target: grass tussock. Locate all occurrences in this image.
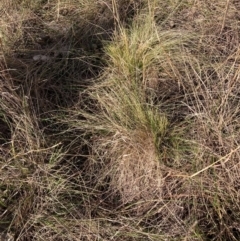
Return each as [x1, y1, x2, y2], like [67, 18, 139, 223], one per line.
[1, 0, 240, 240]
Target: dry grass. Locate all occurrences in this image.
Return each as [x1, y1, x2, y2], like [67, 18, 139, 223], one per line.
[1, 0, 240, 240]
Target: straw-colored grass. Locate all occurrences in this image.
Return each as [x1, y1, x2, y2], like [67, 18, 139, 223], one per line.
[1, 0, 240, 240]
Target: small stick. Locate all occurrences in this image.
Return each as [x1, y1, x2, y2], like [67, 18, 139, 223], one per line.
[190, 145, 240, 178]
[220, 0, 230, 34]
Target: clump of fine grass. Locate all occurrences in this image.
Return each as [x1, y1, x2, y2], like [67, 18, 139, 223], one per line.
[67, 12, 193, 204]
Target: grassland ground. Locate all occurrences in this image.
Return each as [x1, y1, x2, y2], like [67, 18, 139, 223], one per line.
[1, 0, 240, 240]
